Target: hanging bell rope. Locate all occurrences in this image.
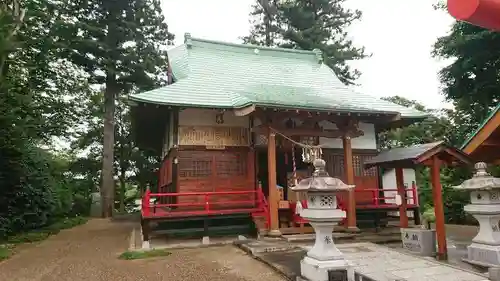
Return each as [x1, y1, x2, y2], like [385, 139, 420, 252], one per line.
[269, 127, 324, 163]
[291, 143, 298, 187]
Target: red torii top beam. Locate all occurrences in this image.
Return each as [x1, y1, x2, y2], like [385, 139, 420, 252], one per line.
[448, 0, 500, 30]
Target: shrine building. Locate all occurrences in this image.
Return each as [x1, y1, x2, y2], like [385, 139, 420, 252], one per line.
[130, 33, 429, 240]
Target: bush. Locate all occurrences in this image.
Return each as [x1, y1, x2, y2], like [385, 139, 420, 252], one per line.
[0, 245, 13, 261]
[0, 144, 56, 238]
[6, 217, 88, 244]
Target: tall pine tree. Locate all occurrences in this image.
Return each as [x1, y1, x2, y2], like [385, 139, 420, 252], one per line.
[244, 0, 367, 85]
[433, 20, 500, 128]
[57, 0, 173, 217]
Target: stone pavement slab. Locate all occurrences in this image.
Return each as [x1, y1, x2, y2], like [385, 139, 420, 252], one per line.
[339, 243, 488, 281]
[241, 240, 489, 281]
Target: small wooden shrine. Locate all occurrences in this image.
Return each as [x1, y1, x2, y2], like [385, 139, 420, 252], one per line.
[130, 33, 429, 241]
[365, 141, 471, 260]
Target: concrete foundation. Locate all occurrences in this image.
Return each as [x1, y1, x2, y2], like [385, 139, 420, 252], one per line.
[141, 240, 150, 249]
[465, 243, 500, 267]
[300, 256, 351, 281]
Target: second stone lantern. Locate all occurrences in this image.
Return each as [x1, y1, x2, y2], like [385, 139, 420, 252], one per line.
[453, 162, 500, 267]
[290, 158, 355, 281]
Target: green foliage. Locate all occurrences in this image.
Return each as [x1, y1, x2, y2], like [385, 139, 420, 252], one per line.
[41, 216, 88, 234]
[1, 0, 172, 233]
[0, 244, 14, 261]
[379, 96, 472, 224]
[379, 96, 466, 149]
[244, 0, 367, 84]
[7, 231, 51, 244]
[71, 92, 160, 213]
[422, 206, 435, 223]
[429, 11, 500, 224]
[0, 144, 56, 238]
[433, 20, 500, 134]
[52, 0, 173, 216]
[118, 249, 171, 260]
[6, 216, 87, 244]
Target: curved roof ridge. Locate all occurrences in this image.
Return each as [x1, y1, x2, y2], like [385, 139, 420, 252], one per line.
[191, 36, 316, 55]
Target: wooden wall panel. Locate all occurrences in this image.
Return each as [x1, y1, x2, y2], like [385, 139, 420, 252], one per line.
[177, 149, 255, 209]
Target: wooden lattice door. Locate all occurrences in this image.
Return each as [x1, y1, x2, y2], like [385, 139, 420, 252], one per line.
[323, 150, 379, 205]
[177, 149, 253, 209]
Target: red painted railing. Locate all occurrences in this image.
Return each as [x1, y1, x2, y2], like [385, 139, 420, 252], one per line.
[142, 186, 269, 222]
[339, 183, 418, 209]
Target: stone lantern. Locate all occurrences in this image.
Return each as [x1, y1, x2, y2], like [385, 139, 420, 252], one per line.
[291, 158, 355, 281]
[453, 162, 500, 267]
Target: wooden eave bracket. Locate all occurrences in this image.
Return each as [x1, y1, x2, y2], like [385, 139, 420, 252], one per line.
[335, 119, 364, 139]
[250, 117, 365, 139]
[234, 105, 256, 117]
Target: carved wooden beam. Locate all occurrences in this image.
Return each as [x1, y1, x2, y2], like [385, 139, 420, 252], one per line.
[253, 108, 399, 128]
[252, 124, 345, 138]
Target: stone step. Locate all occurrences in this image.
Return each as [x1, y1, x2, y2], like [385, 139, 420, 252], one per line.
[236, 240, 299, 255]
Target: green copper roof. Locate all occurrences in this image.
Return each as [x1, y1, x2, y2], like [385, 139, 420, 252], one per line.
[129, 33, 427, 118]
[461, 103, 500, 149]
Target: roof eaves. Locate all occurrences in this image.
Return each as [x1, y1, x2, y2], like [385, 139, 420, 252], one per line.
[461, 103, 500, 149]
[247, 102, 403, 115]
[127, 95, 235, 109]
[400, 113, 430, 120]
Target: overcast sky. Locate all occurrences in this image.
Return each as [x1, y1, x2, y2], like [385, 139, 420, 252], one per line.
[160, 0, 455, 109]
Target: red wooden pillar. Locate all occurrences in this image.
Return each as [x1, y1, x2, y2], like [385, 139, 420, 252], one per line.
[448, 0, 500, 30]
[248, 148, 256, 202]
[430, 156, 448, 260]
[343, 136, 359, 232]
[267, 127, 281, 236]
[395, 167, 409, 228]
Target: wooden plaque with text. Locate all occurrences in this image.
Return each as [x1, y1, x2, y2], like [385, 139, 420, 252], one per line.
[178, 126, 250, 147]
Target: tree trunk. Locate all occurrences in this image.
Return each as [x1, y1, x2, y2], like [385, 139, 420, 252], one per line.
[265, 15, 271, 47]
[119, 168, 126, 213]
[0, 0, 25, 83]
[101, 80, 116, 218]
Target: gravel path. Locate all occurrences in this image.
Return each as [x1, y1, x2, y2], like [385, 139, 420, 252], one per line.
[0, 219, 286, 281]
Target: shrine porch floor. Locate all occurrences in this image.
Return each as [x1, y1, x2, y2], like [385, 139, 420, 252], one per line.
[237, 240, 489, 281]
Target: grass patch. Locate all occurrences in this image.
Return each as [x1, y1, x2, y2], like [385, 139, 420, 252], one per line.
[119, 249, 172, 260]
[43, 216, 89, 234]
[6, 216, 88, 244]
[7, 231, 51, 244]
[0, 245, 13, 261]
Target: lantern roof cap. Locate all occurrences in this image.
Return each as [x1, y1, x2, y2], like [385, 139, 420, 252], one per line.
[290, 158, 355, 192]
[453, 162, 500, 191]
